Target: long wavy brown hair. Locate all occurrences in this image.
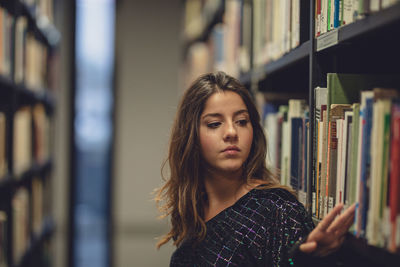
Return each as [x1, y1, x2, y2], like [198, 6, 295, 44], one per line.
[155, 71, 288, 249]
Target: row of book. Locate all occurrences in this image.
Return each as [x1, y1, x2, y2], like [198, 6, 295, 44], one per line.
[0, 176, 49, 265]
[183, 0, 309, 87]
[315, 0, 400, 37]
[263, 73, 400, 253]
[0, 104, 51, 179]
[253, 0, 308, 67]
[0, 6, 51, 91]
[184, 0, 244, 88]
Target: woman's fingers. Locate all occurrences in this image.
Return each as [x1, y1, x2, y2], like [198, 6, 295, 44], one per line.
[317, 203, 344, 232]
[328, 203, 356, 234]
[334, 208, 355, 236]
[299, 241, 317, 254]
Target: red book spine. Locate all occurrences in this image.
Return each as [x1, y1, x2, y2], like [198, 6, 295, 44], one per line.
[316, 0, 322, 37]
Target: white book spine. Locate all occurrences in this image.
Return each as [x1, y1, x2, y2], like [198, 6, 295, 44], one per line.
[330, 0, 335, 30]
[343, 0, 354, 25]
[291, 0, 300, 49]
[336, 119, 343, 206]
[370, 0, 381, 11]
[321, 0, 328, 34]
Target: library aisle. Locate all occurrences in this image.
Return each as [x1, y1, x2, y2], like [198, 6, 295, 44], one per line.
[112, 0, 181, 266]
[2, 0, 400, 267]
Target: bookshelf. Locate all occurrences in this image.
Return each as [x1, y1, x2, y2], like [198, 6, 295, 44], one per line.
[181, 0, 400, 266]
[0, 0, 59, 267]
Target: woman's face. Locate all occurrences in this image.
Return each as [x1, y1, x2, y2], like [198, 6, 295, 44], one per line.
[199, 91, 253, 176]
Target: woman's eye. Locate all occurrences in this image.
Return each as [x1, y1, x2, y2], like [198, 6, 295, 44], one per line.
[207, 122, 221, 129]
[237, 119, 249, 126]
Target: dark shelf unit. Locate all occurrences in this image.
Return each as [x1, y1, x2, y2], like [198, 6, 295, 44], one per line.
[185, 0, 400, 265]
[0, 0, 59, 267]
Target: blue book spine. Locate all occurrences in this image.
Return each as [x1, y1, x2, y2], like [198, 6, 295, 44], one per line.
[360, 97, 373, 237]
[290, 118, 303, 190]
[334, 0, 340, 28]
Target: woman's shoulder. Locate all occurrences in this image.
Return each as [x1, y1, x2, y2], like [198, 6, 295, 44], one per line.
[250, 185, 298, 203]
[246, 186, 307, 216]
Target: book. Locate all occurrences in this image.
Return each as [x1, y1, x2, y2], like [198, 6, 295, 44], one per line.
[13, 107, 32, 176]
[341, 110, 353, 208]
[288, 99, 307, 189]
[12, 188, 29, 263]
[366, 88, 398, 246]
[314, 87, 328, 217]
[348, 103, 360, 223]
[326, 104, 352, 213]
[0, 211, 6, 267]
[342, 0, 355, 25]
[33, 104, 50, 164]
[355, 90, 374, 238]
[320, 105, 329, 218]
[389, 100, 400, 253]
[316, 0, 322, 36]
[333, 0, 341, 28]
[280, 105, 290, 186]
[291, 117, 304, 191]
[0, 112, 6, 178]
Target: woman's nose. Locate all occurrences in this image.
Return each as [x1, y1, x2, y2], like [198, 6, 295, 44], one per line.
[223, 123, 238, 141]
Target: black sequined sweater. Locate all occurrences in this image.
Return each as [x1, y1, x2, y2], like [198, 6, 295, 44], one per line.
[169, 187, 315, 267]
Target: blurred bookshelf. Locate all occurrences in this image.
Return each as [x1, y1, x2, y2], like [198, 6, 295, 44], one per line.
[0, 0, 60, 266]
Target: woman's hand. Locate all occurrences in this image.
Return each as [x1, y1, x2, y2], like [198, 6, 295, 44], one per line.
[299, 203, 356, 257]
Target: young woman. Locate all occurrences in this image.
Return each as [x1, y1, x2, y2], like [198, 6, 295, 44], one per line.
[156, 71, 356, 266]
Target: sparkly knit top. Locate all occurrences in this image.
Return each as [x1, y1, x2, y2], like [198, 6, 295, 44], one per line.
[169, 187, 314, 267]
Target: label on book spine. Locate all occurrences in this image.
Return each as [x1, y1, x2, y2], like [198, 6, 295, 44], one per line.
[312, 192, 316, 215]
[328, 197, 334, 213]
[298, 191, 307, 207]
[324, 196, 328, 217]
[316, 29, 339, 51]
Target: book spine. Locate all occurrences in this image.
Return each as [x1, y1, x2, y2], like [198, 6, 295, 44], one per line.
[316, 0, 322, 36]
[290, 118, 304, 191]
[327, 0, 332, 31]
[389, 102, 400, 252]
[334, 0, 340, 28]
